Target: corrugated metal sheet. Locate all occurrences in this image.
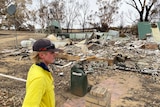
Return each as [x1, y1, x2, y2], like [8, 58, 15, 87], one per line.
[157, 22, 160, 29]
[106, 30, 119, 40]
[69, 33, 92, 39]
[108, 30, 119, 37]
[138, 22, 151, 39]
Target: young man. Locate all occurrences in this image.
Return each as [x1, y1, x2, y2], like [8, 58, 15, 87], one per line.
[22, 38, 62, 107]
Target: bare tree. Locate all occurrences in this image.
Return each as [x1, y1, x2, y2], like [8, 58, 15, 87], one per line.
[48, 0, 65, 23]
[35, 0, 65, 33]
[87, 10, 99, 29]
[47, 0, 65, 33]
[126, 0, 157, 22]
[95, 0, 121, 31]
[63, 0, 81, 32]
[78, 0, 90, 32]
[36, 0, 50, 33]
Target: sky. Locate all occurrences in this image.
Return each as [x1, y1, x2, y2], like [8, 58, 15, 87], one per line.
[72, 0, 159, 26]
[88, 0, 139, 27]
[28, 0, 139, 28]
[1, 0, 156, 30]
[88, 0, 141, 27]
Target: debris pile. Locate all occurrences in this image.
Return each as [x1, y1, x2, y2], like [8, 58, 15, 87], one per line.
[1, 32, 160, 82]
[1, 31, 160, 106]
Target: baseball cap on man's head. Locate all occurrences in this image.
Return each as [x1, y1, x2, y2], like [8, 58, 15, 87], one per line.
[33, 38, 62, 52]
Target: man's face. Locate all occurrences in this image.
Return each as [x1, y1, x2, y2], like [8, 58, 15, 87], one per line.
[39, 51, 56, 65]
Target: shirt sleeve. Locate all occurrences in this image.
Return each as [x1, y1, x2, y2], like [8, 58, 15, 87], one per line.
[22, 77, 46, 107]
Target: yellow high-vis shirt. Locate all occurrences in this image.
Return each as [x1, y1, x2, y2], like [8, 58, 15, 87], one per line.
[22, 64, 55, 107]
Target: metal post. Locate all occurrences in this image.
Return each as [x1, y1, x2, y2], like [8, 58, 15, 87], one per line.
[7, 4, 17, 48]
[14, 15, 18, 48]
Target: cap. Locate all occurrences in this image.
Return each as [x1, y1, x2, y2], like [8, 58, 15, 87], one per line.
[33, 39, 61, 52]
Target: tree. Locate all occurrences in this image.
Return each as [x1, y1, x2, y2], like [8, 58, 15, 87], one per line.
[94, 0, 121, 32]
[126, 0, 157, 22]
[150, 0, 160, 22]
[0, 0, 6, 15]
[0, 0, 13, 28]
[0, 0, 7, 28]
[14, 0, 32, 30]
[63, 0, 81, 32]
[47, 0, 65, 33]
[35, 0, 65, 33]
[35, 0, 52, 33]
[87, 10, 99, 29]
[0, 0, 32, 30]
[78, 0, 90, 32]
[48, 0, 65, 22]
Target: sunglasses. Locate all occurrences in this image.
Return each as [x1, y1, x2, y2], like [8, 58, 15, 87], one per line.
[39, 44, 55, 51]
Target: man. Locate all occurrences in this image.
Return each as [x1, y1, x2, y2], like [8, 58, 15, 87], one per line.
[22, 38, 62, 107]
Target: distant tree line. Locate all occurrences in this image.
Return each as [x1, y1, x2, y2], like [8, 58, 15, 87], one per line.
[0, 0, 160, 33]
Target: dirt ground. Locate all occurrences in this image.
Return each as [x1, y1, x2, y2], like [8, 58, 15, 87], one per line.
[0, 30, 160, 107]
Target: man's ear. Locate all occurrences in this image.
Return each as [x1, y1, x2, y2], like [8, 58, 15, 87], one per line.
[38, 52, 44, 59]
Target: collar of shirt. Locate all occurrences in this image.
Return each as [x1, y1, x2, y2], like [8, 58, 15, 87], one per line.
[36, 62, 50, 72]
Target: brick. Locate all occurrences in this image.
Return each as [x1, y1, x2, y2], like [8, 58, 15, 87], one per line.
[85, 94, 99, 104]
[85, 101, 91, 107]
[98, 92, 111, 106]
[99, 100, 107, 106]
[90, 85, 107, 97]
[106, 101, 111, 107]
[90, 86, 97, 95]
[91, 103, 103, 107]
[85, 85, 111, 107]
[97, 87, 107, 97]
[90, 85, 98, 96]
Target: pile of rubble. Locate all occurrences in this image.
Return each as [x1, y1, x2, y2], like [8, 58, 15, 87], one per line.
[53, 33, 159, 82]
[1, 32, 160, 83]
[1, 31, 160, 106]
